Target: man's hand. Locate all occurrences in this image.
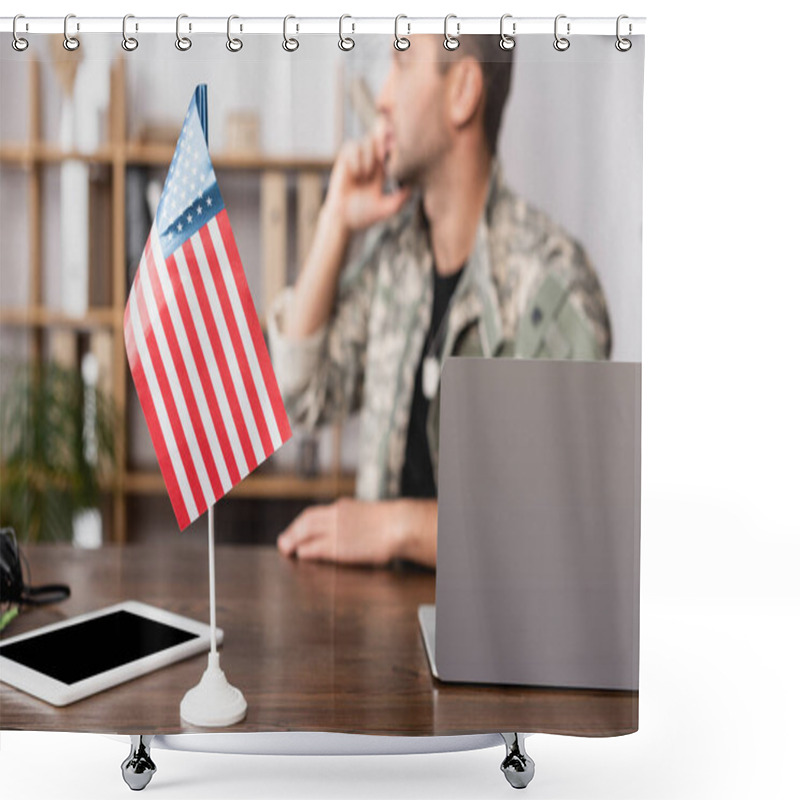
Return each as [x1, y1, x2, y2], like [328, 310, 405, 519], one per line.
[283, 126, 410, 341]
[326, 126, 410, 234]
[277, 498, 437, 568]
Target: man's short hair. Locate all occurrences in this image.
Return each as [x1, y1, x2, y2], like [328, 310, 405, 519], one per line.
[440, 35, 515, 155]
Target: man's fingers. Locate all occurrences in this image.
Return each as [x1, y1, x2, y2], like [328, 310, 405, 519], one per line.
[278, 526, 322, 556]
[358, 138, 379, 180]
[339, 141, 359, 175]
[356, 140, 369, 176]
[296, 534, 335, 562]
[373, 117, 388, 164]
[276, 523, 299, 555]
[277, 505, 334, 557]
[276, 510, 311, 555]
[346, 184, 410, 229]
[375, 187, 411, 219]
[276, 527, 297, 556]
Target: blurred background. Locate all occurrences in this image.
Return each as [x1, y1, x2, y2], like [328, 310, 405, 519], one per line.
[0, 33, 642, 546]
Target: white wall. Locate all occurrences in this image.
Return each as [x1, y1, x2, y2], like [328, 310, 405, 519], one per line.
[500, 36, 643, 361]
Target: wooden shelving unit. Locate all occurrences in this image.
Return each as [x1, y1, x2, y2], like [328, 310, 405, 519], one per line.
[122, 471, 354, 500]
[0, 56, 354, 542]
[0, 307, 120, 328]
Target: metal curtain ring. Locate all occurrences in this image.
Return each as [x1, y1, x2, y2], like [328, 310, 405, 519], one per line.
[553, 14, 570, 52]
[63, 13, 80, 51]
[283, 15, 299, 52]
[615, 15, 632, 51]
[12, 14, 29, 52]
[443, 14, 460, 51]
[122, 14, 139, 51]
[394, 14, 410, 51]
[176, 14, 192, 51]
[499, 14, 515, 51]
[338, 14, 354, 51]
[227, 15, 243, 52]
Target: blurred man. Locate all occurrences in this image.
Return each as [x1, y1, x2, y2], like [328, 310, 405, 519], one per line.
[268, 35, 611, 568]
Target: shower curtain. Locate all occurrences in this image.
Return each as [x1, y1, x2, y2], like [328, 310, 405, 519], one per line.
[0, 20, 644, 790]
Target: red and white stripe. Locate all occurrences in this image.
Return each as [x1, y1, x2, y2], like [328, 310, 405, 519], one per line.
[124, 209, 291, 529]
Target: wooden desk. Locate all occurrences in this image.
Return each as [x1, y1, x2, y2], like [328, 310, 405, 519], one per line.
[0, 543, 636, 737]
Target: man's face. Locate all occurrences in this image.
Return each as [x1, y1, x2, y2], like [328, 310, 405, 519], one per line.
[376, 36, 451, 186]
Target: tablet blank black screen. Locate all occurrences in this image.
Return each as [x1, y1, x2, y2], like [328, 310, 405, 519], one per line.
[0, 610, 198, 684]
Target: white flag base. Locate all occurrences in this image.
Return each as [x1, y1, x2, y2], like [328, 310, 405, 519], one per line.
[180, 651, 247, 727]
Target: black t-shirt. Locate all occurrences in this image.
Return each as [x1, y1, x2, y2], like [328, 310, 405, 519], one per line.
[401, 265, 464, 498]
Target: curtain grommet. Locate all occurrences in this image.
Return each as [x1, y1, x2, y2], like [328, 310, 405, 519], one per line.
[443, 14, 460, 51]
[338, 14, 355, 51]
[122, 14, 139, 52]
[226, 15, 243, 52]
[63, 13, 80, 51]
[394, 15, 410, 51]
[553, 14, 570, 52]
[12, 14, 29, 52]
[283, 15, 299, 52]
[615, 15, 632, 52]
[175, 14, 192, 51]
[499, 14, 515, 51]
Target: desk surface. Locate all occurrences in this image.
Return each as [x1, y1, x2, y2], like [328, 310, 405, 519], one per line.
[0, 543, 636, 737]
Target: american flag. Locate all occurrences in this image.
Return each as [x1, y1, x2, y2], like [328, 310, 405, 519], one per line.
[124, 86, 291, 530]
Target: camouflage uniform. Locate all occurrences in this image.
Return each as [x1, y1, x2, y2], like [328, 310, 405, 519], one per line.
[267, 165, 611, 501]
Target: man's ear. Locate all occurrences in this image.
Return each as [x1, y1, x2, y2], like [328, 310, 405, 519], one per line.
[447, 57, 484, 130]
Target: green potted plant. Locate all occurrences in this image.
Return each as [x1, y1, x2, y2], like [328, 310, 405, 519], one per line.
[0, 358, 117, 543]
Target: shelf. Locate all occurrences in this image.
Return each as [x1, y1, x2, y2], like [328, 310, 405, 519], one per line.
[0, 142, 332, 172]
[0, 143, 116, 166]
[0, 143, 34, 165]
[0, 306, 119, 329]
[125, 143, 333, 171]
[123, 471, 356, 500]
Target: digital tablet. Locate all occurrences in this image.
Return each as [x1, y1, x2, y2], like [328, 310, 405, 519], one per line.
[0, 601, 223, 706]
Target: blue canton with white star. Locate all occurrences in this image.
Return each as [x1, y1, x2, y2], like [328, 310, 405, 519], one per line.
[157, 86, 224, 259]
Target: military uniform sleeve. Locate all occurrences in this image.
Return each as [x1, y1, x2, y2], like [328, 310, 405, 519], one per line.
[515, 237, 612, 360]
[266, 231, 380, 430]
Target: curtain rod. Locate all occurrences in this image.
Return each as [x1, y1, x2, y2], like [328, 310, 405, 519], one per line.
[1, 16, 646, 37]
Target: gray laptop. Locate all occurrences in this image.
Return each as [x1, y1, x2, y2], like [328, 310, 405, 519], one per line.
[419, 358, 641, 691]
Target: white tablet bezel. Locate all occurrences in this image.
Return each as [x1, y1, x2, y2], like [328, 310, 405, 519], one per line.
[0, 601, 223, 707]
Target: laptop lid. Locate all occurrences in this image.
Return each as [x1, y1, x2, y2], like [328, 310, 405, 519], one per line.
[433, 358, 641, 691]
